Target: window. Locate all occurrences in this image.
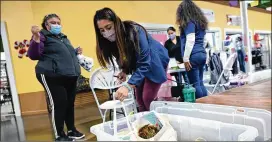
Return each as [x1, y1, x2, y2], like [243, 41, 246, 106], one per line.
[205, 32, 216, 48]
[206, 28, 222, 51]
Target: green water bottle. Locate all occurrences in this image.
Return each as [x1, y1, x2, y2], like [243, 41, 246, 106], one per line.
[182, 84, 196, 103]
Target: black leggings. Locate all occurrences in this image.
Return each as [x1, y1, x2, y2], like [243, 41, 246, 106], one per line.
[36, 74, 78, 138]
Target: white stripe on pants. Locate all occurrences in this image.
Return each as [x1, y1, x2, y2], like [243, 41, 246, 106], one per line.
[41, 74, 58, 138]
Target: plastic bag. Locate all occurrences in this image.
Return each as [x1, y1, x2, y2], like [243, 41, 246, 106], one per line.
[131, 111, 177, 141]
[157, 74, 173, 98]
[77, 54, 94, 72]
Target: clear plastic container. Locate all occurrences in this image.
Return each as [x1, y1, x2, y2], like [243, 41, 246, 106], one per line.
[90, 112, 258, 141]
[150, 101, 271, 141]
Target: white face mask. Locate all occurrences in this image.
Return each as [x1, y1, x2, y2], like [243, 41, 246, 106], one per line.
[169, 33, 176, 40]
[101, 29, 116, 42]
[49, 24, 62, 35]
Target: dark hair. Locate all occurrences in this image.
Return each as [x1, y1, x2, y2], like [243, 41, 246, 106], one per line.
[41, 14, 60, 30]
[93, 7, 147, 73]
[176, 0, 208, 33]
[167, 27, 176, 32]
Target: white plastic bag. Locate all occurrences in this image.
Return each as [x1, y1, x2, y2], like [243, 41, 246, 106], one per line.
[157, 74, 173, 98]
[131, 111, 177, 141]
[77, 54, 94, 72]
[107, 105, 177, 141]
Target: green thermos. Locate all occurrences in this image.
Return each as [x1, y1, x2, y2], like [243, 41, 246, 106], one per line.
[182, 84, 196, 103]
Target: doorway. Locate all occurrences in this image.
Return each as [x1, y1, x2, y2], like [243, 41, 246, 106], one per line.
[224, 28, 253, 74]
[253, 31, 271, 71]
[1, 21, 21, 117]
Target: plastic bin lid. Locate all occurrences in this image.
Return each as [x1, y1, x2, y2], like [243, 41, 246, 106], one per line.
[150, 101, 271, 140]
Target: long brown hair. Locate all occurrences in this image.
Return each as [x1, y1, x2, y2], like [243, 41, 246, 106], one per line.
[94, 7, 147, 73]
[176, 0, 208, 33]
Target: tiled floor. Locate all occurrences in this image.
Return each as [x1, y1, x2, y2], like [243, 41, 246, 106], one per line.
[1, 89, 133, 141]
[1, 102, 106, 141]
[1, 89, 111, 141]
[1, 116, 24, 141]
[1, 102, 109, 141]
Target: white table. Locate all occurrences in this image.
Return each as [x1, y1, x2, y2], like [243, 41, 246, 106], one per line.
[167, 63, 187, 85]
[167, 67, 186, 74]
[167, 63, 186, 74]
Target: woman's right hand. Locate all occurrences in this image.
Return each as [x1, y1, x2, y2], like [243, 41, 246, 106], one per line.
[184, 61, 192, 71]
[31, 25, 40, 42]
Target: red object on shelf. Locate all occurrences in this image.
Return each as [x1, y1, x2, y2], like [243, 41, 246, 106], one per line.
[254, 33, 264, 41]
[245, 55, 248, 62]
[254, 33, 259, 41]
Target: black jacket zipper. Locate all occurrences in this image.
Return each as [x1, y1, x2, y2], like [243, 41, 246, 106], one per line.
[59, 38, 78, 76]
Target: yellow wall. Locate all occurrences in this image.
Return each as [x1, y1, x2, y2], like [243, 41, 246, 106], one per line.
[1, 1, 271, 94]
[0, 1, 41, 93]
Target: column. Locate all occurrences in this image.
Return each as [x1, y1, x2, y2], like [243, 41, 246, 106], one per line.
[240, 1, 253, 73]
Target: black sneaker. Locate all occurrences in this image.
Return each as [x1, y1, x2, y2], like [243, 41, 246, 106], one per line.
[55, 136, 75, 141]
[55, 131, 75, 141]
[67, 129, 85, 140]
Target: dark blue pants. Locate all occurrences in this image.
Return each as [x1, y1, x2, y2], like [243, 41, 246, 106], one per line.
[181, 72, 189, 84]
[170, 72, 189, 84]
[187, 53, 208, 99]
[204, 64, 209, 72]
[237, 49, 246, 73]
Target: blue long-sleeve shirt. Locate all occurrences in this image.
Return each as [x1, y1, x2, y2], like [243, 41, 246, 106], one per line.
[180, 21, 206, 59]
[127, 26, 169, 86]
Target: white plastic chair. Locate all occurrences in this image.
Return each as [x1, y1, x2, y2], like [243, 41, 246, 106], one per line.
[208, 53, 238, 95]
[89, 67, 138, 121]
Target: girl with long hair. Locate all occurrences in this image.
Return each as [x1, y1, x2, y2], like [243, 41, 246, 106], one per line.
[93, 7, 169, 111]
[176, 0, 208, 98]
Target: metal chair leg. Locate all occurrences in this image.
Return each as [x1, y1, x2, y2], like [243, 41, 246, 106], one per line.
[207, 89, 212, 95]
[109, 109, 112, 121]
[212, 71, 225, 95]
[121, 107, 125, 117]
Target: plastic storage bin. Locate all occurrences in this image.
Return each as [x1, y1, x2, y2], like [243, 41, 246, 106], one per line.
[91, 112, 258, 141]
[150, 101, 271, 141]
